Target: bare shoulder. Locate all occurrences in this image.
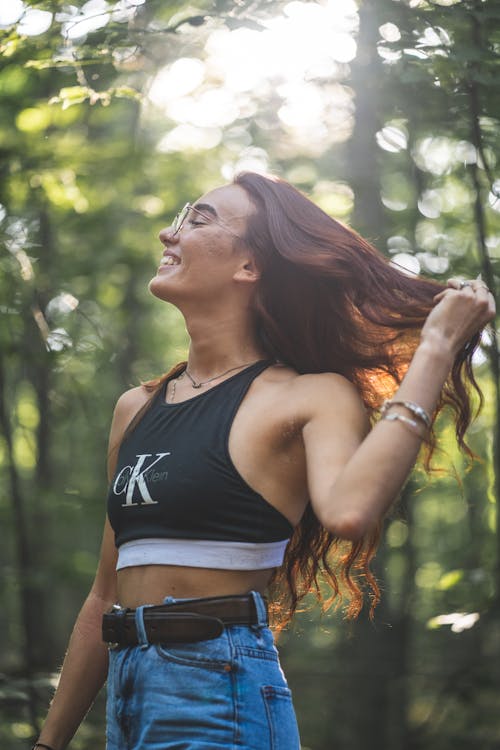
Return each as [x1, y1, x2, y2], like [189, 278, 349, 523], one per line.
[298, 372, 367, 424]
[111, 384, 155, 435]
[297, 370, 363, 399]
[107, 385, 152, 478]
[114, 384, 152, 420]
[263, 365, 363, 403]
[261, 366, 368, 426]
[256, 365, 368, 432]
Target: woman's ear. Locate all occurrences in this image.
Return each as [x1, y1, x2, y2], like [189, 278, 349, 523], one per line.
[233, 257, 261, 284]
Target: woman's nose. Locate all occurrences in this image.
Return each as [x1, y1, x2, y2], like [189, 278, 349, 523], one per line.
[159, 225, 179, 245]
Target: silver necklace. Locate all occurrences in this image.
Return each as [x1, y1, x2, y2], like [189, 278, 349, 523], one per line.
[169, 360, 259, 403]
[185, 360, 258, 388]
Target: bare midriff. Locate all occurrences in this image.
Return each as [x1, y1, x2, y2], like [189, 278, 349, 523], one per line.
[116, 564, 274, 609]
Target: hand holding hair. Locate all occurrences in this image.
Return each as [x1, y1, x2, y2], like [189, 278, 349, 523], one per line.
[421, 276, 496, 355]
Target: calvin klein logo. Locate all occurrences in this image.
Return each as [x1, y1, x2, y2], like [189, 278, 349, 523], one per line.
[113, 453, 170, 507]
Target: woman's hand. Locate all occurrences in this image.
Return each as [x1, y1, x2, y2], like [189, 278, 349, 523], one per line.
[420, 278, 496, 356]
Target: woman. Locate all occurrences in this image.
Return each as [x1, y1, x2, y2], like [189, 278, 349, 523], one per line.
[34, 172, 495, 750]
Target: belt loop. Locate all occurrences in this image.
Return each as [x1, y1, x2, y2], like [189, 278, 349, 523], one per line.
[134, 605, 150, 649]
[250, 591, 268, 628]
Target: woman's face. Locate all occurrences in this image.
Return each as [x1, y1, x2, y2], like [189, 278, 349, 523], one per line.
[149, 184, 255, 306]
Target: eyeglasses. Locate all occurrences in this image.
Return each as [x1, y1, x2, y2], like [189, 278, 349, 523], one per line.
[171, 202, 242, 239]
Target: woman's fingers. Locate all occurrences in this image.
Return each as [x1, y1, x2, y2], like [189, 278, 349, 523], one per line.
[470, 284, 496, 318]
[433, 279, 494, 305]
[424, 277, 496, 353]
[432, 290, 448, 303]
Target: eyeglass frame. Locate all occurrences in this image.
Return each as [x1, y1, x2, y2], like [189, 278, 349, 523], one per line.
[171, 202, 243, 240]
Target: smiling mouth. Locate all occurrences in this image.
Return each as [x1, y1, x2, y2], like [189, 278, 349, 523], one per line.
[160, 255, 181, 267]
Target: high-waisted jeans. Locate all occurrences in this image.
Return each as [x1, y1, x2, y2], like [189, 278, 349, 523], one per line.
[105, 591, 301, 750]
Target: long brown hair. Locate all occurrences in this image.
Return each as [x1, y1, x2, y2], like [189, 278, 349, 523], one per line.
[231, 171, 481, 629]
[126, 172, 481, 630]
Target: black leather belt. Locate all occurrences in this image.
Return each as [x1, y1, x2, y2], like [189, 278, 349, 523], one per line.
[102, 593, 267, 648]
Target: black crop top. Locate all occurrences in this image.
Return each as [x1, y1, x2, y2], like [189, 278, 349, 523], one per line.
[107, 360, 294, 548]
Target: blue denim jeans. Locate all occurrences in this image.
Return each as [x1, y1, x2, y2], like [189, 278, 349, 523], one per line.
[105, 592, 300, 750]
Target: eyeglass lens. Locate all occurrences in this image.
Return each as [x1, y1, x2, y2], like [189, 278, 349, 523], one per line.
[173, 204, 190, 234]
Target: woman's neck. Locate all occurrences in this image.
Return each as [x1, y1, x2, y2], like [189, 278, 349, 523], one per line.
[184, 311, 266, 381]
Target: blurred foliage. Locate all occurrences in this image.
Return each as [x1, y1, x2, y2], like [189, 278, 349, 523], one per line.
[0, 0, 499, 748]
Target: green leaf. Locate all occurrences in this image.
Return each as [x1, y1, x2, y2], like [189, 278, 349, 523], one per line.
[25, 59, 57, 70]
[111, 86, 142, 101]
[50, 86, 93, 109]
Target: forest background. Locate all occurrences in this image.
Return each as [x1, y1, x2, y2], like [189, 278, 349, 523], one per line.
[0, 0, 499, 748]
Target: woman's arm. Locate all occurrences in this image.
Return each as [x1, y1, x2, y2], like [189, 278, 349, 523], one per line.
[36, 386, 149, 749]
[35, 520, 117, 750]
[302, 281, 495, 541]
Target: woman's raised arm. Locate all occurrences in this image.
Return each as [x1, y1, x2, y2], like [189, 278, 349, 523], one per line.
[302, 280, 495, 541]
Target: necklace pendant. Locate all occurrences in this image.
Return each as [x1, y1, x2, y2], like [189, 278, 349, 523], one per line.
[183, 359, 260, 390]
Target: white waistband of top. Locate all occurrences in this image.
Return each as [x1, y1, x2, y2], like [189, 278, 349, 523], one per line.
[116, 538, 290, 571]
